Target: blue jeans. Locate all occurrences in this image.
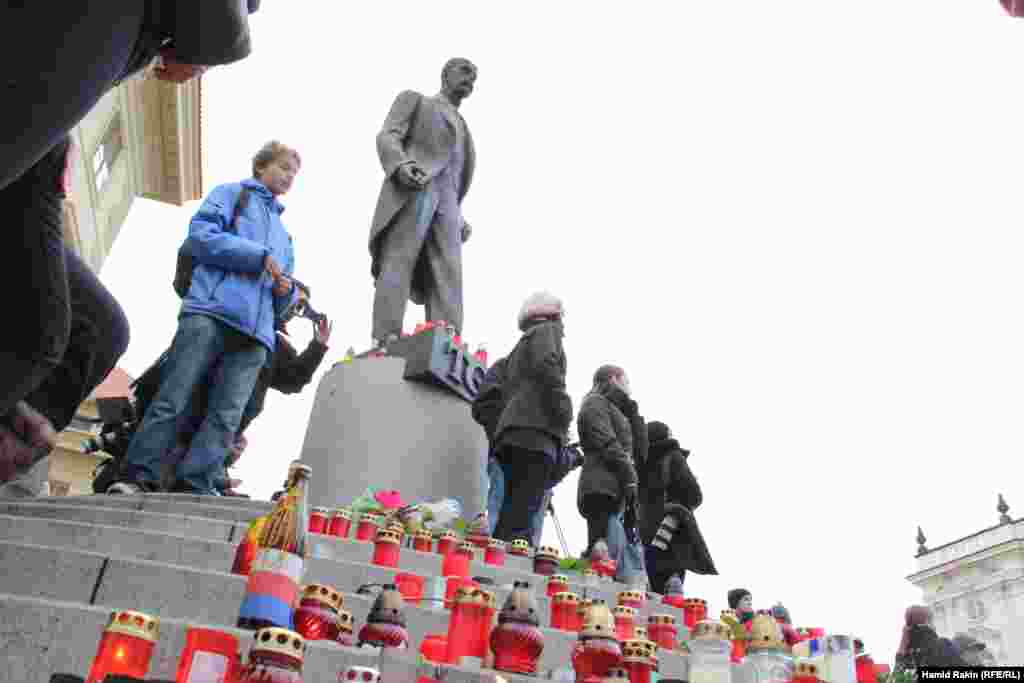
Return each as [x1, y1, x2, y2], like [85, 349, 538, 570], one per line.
[606, 511, 648, 587]
[122, 314, 267, 494]
[486, 455, 505, 535]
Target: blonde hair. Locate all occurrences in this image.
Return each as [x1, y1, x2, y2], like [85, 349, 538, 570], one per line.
[252, 140, 302, 177]
[517, 291, 565, 330]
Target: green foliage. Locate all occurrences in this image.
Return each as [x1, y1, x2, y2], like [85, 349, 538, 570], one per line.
[878, 670, 915, 683]
[559, 557, 588, 571]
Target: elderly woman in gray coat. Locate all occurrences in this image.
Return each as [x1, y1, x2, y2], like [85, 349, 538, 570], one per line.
[491, 292, 575, 543]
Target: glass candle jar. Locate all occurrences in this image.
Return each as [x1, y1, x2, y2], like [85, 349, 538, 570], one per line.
[484, 538, 506, 566]
[413, 530, 433, 553]
[86, 609, 159, 683]
[327, 509, 352, 539]
[621, 640, 659, 683]
[436, 530, 459, 556]
[441, 542, 474, 578]
[372, 528, 402, 568]
[174, 627, 239, 683]
[546, 574, 569, 598]
[647, 614, 679, 651]
[445, 586, 486, 664]
[336, 609, 355, 647]
[689, 620, 734, 683]
[533, 546, 559, 576]
[237, 549, 305, 631]
[684, 598, 708, 629]
[293, 583, 343, 642]
[309, 507, 328, 535]
[509, 539, 531, 557]
[550, 592, 580, 631]
[614, 606, 638, 642]
[237, 628, 305, 683]
[355, 514, 380, 542]
[616, 590, 643, 610]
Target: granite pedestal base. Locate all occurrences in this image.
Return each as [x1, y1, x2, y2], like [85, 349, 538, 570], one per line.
[300, 357, 488, 517]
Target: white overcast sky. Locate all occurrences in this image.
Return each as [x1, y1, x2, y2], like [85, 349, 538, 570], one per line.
[100, 1, 1024, 666]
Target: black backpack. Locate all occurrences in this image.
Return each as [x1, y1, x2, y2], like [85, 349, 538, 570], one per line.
[173, 187, 251, 298]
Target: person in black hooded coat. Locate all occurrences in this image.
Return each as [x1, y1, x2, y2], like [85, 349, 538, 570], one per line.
[640, 420, 717, 594]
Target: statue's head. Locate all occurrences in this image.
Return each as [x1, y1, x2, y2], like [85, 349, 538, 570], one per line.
[442, 58, 477, 101]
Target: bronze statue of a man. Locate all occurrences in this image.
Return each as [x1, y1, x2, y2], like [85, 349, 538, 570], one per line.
[368, 58, 478, 347]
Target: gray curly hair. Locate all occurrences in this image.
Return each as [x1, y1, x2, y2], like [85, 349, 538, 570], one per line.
[517, 291, 565, 331]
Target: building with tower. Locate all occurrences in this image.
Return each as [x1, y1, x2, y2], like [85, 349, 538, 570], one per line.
[906, 495, 1023, 665]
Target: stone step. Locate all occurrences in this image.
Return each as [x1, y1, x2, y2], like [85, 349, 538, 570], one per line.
[0, 501, 657, 606]
[0, 591, 390, 683]
[0, 541, 690, 679]
[45, 493, 269, 524]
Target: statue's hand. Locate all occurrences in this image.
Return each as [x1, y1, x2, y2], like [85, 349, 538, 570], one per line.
[460, 222, 472, 243]
[395, 162, 428, 190]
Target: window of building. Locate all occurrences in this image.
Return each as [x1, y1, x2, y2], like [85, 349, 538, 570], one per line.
[93, 113, 124, 192]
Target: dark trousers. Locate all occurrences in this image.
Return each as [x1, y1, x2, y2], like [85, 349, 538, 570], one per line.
[644, 543, 686, 595]
[581, 493, 620, 554]
[3, 136, 131, 432]
[0, 2, 145, 191]
[493, 446, 552, 543]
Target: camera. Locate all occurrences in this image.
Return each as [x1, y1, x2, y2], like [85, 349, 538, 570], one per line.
[283, 278, 327, 326]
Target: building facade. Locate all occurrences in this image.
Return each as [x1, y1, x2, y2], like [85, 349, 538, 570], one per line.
[47, 71, 205, 495]
[906, 498, 1024, 665]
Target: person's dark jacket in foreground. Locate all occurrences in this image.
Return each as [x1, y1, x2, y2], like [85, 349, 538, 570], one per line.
[894, 606, 967, 671]
[640, 421, 717, 581]
[238, 333, 328, 434]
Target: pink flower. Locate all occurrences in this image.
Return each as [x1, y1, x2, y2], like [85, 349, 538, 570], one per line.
[375, 490, 405, 509]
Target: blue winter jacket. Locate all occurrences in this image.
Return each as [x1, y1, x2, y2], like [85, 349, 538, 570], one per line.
[180, 179, 298, 352]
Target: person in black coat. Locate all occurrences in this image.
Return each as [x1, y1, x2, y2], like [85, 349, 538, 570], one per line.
[0, 0, 262, 488]
[894, 605, 968, 671]
[491, 292, 574, 542]
[472, 356, 509, 534]
[640, 420, 717, 594]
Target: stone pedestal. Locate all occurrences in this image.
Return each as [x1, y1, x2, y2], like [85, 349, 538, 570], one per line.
[300, 356, 489, 517]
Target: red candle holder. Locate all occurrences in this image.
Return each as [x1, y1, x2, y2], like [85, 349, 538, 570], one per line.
[238, 627, 306, 683]
[533, 545, 560, 575]
[413, 530, 433, 553]
[342, 666, 381, 683]
[662, 594, 686, 609]
[445, 586, 486, 664]
[358, 585, 410, 649]
[337, 610, 355, 647]
[467, 530, 490, 549]
[474, 345, 488, 366]
[175, 627, 239, 683]
[442, 541, 474, 578]
[647, 614, 678, 650]
[86, 609, 159, 683]
[394, 572, 425, 604]
[490, 582, 545, 675]
[621, 640, 658, 683]
[479, 590, 497, 658]
[293, 583, 344, 642]
[327, 508, 352, 539]
[614, 606, 638, 642]
[484, 538, 506, 566]
[309, 507, 328, 535]
[444, 576, 478, 609]
[420, 633, 449, 664]
[509, 539, 531, 557]
[372, 528, 402, 568]
[617, 590, 646, 611]
[355, 514, 380, 542]
[573, 601, 623, 680]
[436, 530, 459, 556]
[592, 558, 617, 579]
[546, 574, 569, 598]
[795, 661, 824, 683]
[683, 598, 708, 629]
[550, 591, 580, 631]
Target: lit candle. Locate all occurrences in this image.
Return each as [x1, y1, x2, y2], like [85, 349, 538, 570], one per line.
[509, 539, 531, 557]
[618, 590, 646, 611]
[354, 513, 380, 543]
[86, 610, 160, 683]
[647, 614, 679, 651]
[683, 598, 708, 629]
[436, 530, 459, 556]
[413, 529, 434, 553]
[441, 541, 475, 579]
[490, 581, 545, 675]
[546, 574, 569, 598]
[394, 572, 425, 605]
[357, 584, 409, 649]
[621, 640, 659, 683]
[572, 600, 622, 681]
[446, 586, 485, 665]
[614, 606, 638, 642]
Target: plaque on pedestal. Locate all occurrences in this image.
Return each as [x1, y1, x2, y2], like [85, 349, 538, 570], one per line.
[300, 331, 488, 516]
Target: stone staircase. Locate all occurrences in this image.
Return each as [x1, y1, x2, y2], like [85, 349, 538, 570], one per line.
[0, 494, 695, 683]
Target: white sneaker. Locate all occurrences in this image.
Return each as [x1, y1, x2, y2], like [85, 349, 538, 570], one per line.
[106, 481, 144, 495]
